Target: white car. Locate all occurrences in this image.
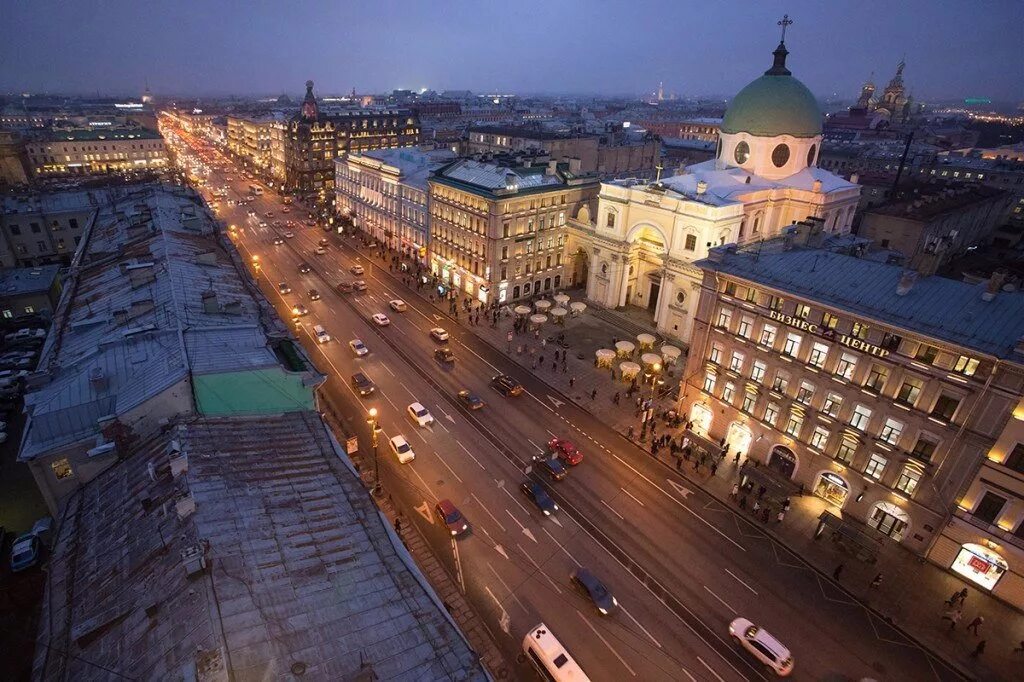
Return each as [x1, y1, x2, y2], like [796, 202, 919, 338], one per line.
[313, 325, 331, 344]
[389, 299, 407, 312]
[429, 327, 449, 342]
[407, 402, 434, 427]
[729, 618, 793, 677]
[284, 231, 295, 238]
[372, 313, 390, 326]
[389, 435, 415, 464]
[349, 339, 369, 356]
[350, 264, 365, 275]
[314, 246, 326, 255]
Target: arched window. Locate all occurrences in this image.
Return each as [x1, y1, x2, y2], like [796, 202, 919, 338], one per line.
[752, 214, 761, 234]
[738, 218, 747, 240]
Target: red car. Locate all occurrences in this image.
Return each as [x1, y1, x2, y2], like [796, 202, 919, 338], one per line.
[435, 499, 469, 536]
[548, 438, 583, 466]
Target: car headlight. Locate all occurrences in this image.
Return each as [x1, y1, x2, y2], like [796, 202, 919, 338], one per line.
[553, 504, 559, 510]
[451, 529, 458, 536]
[598, 608, 608, 615]
[461, 524, 468, 531]
[543, 509, 551, 516]
[612, 597, 618, 606]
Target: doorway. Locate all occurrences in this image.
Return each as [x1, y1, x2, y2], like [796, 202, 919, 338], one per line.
[813, 472, 850, 507]
[647, 281, 661, 313]
[767, 445, 797, 479]
[725, 422, 752, 457]
[869, 502, 909, 541]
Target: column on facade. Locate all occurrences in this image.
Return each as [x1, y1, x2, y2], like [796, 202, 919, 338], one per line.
[617, 254, 631, 308]
[653, 270, 673, 327]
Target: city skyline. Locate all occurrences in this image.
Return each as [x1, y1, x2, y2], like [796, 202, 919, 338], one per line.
[2, 0, 1022, 102]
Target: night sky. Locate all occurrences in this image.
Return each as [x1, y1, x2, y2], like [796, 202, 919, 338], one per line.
[2, 0, 1021, 102]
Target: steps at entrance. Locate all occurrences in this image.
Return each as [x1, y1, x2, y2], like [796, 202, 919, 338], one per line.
[592, 306, 662, 344]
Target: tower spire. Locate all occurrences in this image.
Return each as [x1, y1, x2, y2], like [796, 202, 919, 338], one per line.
[765, 15, 793, 76]
[778, 14, 793, 42]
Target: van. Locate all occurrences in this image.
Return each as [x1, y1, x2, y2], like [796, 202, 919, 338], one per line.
[521, 623, 590, 681]
[313, 325, 330, 344]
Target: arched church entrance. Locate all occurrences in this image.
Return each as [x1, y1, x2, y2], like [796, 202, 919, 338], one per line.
[621, 224, 668, 326]
[570, 248, 589, 290]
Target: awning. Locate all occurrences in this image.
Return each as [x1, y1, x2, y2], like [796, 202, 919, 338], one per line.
[739, 462, 801, 501]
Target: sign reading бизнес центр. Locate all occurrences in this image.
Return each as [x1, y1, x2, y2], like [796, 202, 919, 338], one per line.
[767, 309, 890, 358]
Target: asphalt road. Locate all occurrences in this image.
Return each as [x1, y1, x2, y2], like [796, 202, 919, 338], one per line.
[164, 127, 966, 682]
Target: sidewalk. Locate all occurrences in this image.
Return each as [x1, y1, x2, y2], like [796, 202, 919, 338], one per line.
[344, 230, 1024, 682]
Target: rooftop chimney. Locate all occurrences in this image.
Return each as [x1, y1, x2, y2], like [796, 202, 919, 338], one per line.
[895, 270, 917, 296]
[568, 157, 582, 174]
[696, 180, 708, 196]
[201, 290, 218, 314]
[982, 268, 1009, 302]
[546, 160, 558, 176]
[850, 173, 860, 184]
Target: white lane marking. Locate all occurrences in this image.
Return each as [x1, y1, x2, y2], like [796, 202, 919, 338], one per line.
[484, 586, 511, 635]
[697, 657, 727, 682]
[620, 487, 645, 507]
[577, 610, 637, 677]
[504, 510, 538, 544]
[725, 568, 758, 595]
[457, 441, 485, 470]
[526, 438, 543, 453]
[381, 363, 396, 377]
[408, 464, 440, 503]
[487, 562, 528, 613]
[381, 391, 401, 412]
[498, 482, 534, 516]
[432, 449, 464, 484]
[542, 527, 582, 567]
[667, 478, 693, 499]
[471, 493, 507, 532]
[621, 605, 662, 649]
[681, 668, 698, 682]
[547, 394, 565, 408]
[703, 586, 736, 614]
[600, 499, 625, 520]
[516, 543, 563, 595]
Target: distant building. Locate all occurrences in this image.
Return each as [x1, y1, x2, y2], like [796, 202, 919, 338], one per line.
[0, 264, 62, 319]
[335, 146, 456, 261]
[639, 117, 721, 143]
[0, 189, 103, 267]
[428, 157, 600, 303]
[226, 111, 281, 175]
[0, 130, 29, 186]
[23, 126, 167, 178]
[858, 184, 1011, 271]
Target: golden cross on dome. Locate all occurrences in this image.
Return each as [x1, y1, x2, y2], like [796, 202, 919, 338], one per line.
[778, 14, 793, 42]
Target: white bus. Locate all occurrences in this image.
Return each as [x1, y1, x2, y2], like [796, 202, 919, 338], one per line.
[248, 183, 264, 196]
[521, 623, 590, 681]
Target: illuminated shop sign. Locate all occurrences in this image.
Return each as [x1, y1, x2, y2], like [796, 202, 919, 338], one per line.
[768, 309, 890, 357]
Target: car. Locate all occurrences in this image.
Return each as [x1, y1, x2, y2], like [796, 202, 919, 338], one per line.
[389, 435, 415, 464]
[349, 339, 369, 356]
[272, 236, 284, 245]
[350, 264, 365, 275]
[351, 372, 375, 396]
[372, 313, 390, 326]
[337, 281, 353, 294]
[389, 299, 407, 312]
[264, 211, 274, 218]
[434, 348, 455, 364]
[520, 481, 558, 516]
[491, 374, 524, 396]
[548, 438, 583, 466]
[531, 454, 568, 481]
[436, 499, 469, 536]
[291, 303, 309, 316]
[247, 209, 257, 217]
[571, 568, 618, 615]
[407, 402, 434, 426]
[314, 246, 326, 255]
[10, 533, 41, 572]
[258, 221, 267, 228]
[353, 280, 368, 291]
[282, 207, 291, 213]
[318, 237, 329, 246]
[729, 618, 794, 677]
[429, 327, 449, 342]
[298, 262, 311, 273]
[457, 390, 485, 410]
[284, 231, 295, 238]
[313, 325, 331, 344]
[305, 219, 317, 227]
[277, 282, 292, 294]
[308, 288, 321, 301]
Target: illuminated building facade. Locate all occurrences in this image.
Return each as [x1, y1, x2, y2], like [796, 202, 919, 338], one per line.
[24, 127, 166, 177]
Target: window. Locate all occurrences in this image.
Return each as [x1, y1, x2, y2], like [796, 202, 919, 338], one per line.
[729, 351, 745, 372]
[734, 141, 750, 164]
[771, 143, 791, 167]
[911, 436, 938, 463]
[953, 355, 979, 377]
[51, 458, 73, 480]
[810, 426, 830, 450]
[744, 286, 758, 303]
[931, 394, 961, 422]
[895, 467, 921, 496]
[973, 492, 1007, 524]
[767, 295, 784, 312]
[896, 378, 923, 406]
[709, 343, 722, 364]
[684, 234, 697, 251]
[822, 392, 843, 417]
[771, 371, 789, 393]
[759, 324, 777, 347]
[835, 352, 858, 380]
[30, 222, 40, 233]
[750, 360, 766, 383]
[703, 372, 716, 393]
[764, 402, 780, 426]
[737, 316, 753, 338]
[881, 332, 903, 352]
[850, 404, 872, 431]
[820, 311, 839, 330]
[782, 332, 802, 357]
[606, 212, 616, 228]
[865, 365, 888, 392]
[1005, 444, 1024, 474]
[794, 303, 810, 320]
[741, 392, 757, 413]
[722, 382, 736, 403]
[915, 344, 938, 364]
[808, 342, 829, 368]
[724, 281, 737, 296]
[851, 322, 870, 340]
[879, 418, 904, 445]
[796, 381, 815, 405]
[864, 453, 887, 480]
[716, 307, 732, 329]
[784, 412, 803, 437]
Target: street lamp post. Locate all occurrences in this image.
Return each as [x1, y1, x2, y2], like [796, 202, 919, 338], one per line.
[367, 408, 382, 496]
[640, 363, 663, 440]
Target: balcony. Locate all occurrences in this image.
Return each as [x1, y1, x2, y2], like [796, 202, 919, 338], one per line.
[953, 508, 1024, 553]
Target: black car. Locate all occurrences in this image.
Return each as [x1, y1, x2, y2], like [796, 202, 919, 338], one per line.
[571, 568, 618, 615]
[491, 374, 523, 396]
[307, 288, 321, 301]
[298, 262, 312, 274]
[457, 390, 485, 410]
[520, 481, 558, 516]
[351, 372, 375, 396]
[531, 454, 567, 481]
[434, 348, 455, 364]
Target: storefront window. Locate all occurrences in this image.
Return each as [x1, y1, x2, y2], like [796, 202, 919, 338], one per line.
[814, 472, 849, 506]
[951, 543, 1007, 591]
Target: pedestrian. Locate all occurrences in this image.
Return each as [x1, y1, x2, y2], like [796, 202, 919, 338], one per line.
[613, 392, 620, 405]
[969, 640, 986, 658]
[967, 615, 984, 636]
[591, 388, 597, 400]
[532, 358, 537, 369]
[676, 457, 683, 471]
[394, 517, 403, 534]
[783, 497, 792, 512]
[569, 376, 575, 388]
[562, 363, 567, 373]
[776, 509, 786, 523]
[711, 461, 719, 476]
[554, 350, 560, 361]
[734, 450, 741, 464]
[739, 495, 747, 510]
[731, 483, 740, 498]
[833, 563, 844, 582]
[542, 338, 547, 349]
[552, 361, 557, 371]
[869, 573, 883, 589]
[682, 436, 690, 450]
[757, 485, 766, 499]
[944, 608, 962, 630]
[959, 587, 969, 604]
[761, 507, 770, 523]
[539, 355, 544, 366]
[752, 500, 760, 514]
[627, 425, 635, 440]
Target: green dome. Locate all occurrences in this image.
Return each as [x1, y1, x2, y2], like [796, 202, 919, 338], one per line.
[721, 46, 823, 139]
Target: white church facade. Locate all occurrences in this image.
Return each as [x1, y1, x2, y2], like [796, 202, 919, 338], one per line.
[567, 38, 861, 344]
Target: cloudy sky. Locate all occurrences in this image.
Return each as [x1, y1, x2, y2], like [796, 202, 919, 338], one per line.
[1, 0, 1021, 102]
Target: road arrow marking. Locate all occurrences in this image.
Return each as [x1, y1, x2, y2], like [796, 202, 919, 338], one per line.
[523, 528, 537, 543]
[484, 586, 511, 635]
[667, 478, 693, 499]
[547, 395, 565, 408]
[494, 544, 509, 560]
[551, 516, 563, 528]
[505, 510, 539, 543]
[433, 314, 442, 321]
[415, 501, 433, 524]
